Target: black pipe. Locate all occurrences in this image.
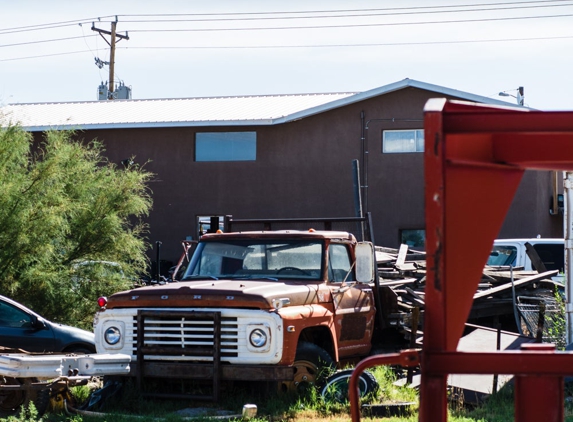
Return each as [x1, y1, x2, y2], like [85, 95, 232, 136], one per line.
[352, 160, 364, 240]
[360, 111, 366, 215]
[156, 241, 162, 282]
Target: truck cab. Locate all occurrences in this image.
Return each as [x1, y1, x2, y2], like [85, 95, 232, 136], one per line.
[487, 238, 564, 276]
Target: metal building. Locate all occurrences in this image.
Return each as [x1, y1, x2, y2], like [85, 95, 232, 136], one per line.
[1, 78, 561, 264]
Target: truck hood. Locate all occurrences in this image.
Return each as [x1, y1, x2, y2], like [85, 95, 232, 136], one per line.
[106, 279, 332, 309]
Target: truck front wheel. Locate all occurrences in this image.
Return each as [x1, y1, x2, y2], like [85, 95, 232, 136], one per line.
[280, 342, 334, 394]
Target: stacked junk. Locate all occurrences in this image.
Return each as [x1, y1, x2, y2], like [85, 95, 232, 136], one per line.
[350, 99, 573, 422]
[375, 242, 565, 408]
[377, 243, 564, 348]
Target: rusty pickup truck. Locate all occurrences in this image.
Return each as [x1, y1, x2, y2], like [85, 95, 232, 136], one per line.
[93, 215, 403, 400]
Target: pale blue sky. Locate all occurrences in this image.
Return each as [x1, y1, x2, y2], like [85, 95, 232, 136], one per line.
[1, 0, 572, 110]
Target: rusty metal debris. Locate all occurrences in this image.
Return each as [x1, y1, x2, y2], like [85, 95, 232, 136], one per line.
[375, 245, 563, 345]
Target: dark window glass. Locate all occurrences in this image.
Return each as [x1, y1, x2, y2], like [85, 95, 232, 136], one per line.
[488, 245, 517, 266]
[400, 229, 425, 249]
[183, 239, 324, 281]
[533, 243, 564, 272]
[196, 132, 256, 162]
[328, 244, 355, 282]
[383, 130, 424, 153]
[0, 301, 31, 328]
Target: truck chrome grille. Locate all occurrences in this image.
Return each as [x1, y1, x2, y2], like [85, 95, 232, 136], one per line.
[131, 313, 239, 359]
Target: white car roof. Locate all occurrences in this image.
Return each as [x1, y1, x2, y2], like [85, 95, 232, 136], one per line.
[493, 238, 563, 245]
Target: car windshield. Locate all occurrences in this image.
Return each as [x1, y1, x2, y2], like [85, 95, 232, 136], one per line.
[487, 245, 517, 266]
[182, 239, 324, 281]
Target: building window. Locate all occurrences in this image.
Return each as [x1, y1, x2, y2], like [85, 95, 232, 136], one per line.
[400, 229, 425, 250]
[383, 129, 424, 153]
[196, 132, 256, 162]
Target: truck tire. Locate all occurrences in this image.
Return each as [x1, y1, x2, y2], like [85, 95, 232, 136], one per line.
[0, 377, 50, 418]
[63, 346, 96, 354]
[281, 342, 334, 394]
[321, 369, 379, 403]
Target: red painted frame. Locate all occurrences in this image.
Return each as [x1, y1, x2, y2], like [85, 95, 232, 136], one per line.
[350, 99, 573, 422]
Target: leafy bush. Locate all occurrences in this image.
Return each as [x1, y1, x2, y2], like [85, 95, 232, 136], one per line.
[0, 125, 153, 329]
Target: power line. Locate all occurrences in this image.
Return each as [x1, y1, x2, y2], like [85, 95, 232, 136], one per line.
[119, 0, 573, 18]
[1, 1, 572, 61]
[0, 35, 96, 49]
[123, 35, 573, 49]
[1, 1, 572, 36]
[2, 34, 571, 62]
[125, 12, 573, 33]
[0, 49, 93, 62]
[3, 6, 570, 49]
[118, 1, 573, 23]
[0, 16, 116, 35]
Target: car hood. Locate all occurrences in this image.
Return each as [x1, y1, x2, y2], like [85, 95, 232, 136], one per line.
[107, 279, 333, 309]
[46, 320, 95, 349]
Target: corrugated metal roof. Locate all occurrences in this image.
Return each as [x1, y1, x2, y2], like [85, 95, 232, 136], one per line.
[1, 92, 356, 131]
[0, 79, 521, 132]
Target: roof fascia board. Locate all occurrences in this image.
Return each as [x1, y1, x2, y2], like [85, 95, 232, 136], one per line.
[401, 79, 525, 108]
[21, 119, 278, 132]
[273, 79, 525, 124]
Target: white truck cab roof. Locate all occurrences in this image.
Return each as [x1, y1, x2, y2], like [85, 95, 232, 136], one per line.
[487, 238, 564, 276]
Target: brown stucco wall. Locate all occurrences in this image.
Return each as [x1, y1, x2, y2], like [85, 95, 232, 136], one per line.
[33, 87, 562, 266]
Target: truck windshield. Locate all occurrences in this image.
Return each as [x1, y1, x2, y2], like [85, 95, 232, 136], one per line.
[487, 245, 517, 266]
[182, 239, 324, 281]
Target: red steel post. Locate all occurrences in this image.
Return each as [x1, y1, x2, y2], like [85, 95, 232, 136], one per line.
[514, 344, 564, 422]
[419, 99, 573, 422]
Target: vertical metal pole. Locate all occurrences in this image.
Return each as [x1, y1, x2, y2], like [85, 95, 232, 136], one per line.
[156, 241, 162, 282]
[352, 159, 363, 218]
[514, 344, 563, 422]
[536, 302, 546, 343]
[565, 172, 573, 346]
[136, 311, 145, 391]
[406, 307, 419, 385]
[420, 101, 448, 422]
[360, 111, 368, 214]
[352, 160, 364, 240]
[492, 321, 501, 394]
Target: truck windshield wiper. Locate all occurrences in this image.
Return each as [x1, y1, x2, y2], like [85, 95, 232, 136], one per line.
[181, 275, 219, 281]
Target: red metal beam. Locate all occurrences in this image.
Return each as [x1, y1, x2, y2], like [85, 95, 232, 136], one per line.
[350, 99, 573, 422]
[420, 99, 573, 422]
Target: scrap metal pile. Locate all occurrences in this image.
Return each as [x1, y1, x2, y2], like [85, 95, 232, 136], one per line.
[375, 245, 564, 344]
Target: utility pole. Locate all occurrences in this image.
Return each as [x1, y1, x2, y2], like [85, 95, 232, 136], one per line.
[92, 17, 129, 99]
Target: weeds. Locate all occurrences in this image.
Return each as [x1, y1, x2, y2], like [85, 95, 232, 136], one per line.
[6, 361, 572, 421]
[4, 402, 40, 422]
[547, 284, 567, 350]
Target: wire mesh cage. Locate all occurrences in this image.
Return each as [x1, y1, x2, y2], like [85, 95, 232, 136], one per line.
[516, 295, 565, 347]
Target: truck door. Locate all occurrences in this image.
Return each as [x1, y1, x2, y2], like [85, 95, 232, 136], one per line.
[328, 243, 375, 358]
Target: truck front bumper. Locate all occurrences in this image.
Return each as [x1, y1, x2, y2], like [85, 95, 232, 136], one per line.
[129, 361, 294, 381]
[0, 353, 131, 379]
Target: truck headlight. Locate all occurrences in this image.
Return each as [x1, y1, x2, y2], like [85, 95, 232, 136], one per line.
[104, 326, 121, 345]
[249, 328, 267, 348]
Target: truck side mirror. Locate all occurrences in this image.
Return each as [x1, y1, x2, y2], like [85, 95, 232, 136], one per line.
[355, 242, 375, 283]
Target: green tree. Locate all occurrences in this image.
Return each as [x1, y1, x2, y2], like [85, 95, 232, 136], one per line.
[0, 125, 153, 329]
